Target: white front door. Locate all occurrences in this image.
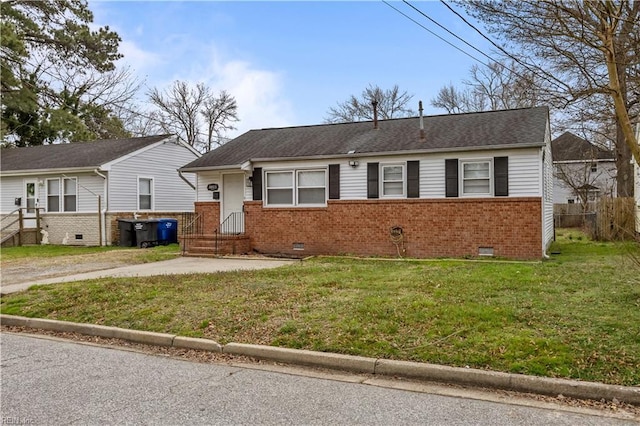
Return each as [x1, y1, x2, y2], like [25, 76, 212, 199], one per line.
[23, 179, 39, 228]
[222, 173, 245, 234]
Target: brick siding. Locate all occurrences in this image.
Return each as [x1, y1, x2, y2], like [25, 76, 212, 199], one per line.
[242, 198, 543, 259]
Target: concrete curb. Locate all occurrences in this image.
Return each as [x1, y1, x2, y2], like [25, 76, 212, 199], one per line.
[2, 314, 638, 405]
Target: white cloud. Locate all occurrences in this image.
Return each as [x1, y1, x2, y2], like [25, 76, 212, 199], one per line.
[116, 40, 163, 78]
[175, 46, 295, 138]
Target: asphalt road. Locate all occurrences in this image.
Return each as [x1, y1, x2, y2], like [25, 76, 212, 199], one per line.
[1, 333, 635, 426]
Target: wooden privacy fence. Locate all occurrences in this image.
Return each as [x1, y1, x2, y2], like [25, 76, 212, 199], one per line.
[592, 197, 637, 241]
[554, 197, 637, 241]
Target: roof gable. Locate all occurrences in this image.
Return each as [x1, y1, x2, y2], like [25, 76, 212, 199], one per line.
[1, 135, 174, 173]
[551, 132, 615, 162]
[182, 107, 549, 170]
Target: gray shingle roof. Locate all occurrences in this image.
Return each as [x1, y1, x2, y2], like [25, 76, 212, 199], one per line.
[0, 135, 173, 173]
[551, 132, 615, 162]
[181, 107, 549, 170]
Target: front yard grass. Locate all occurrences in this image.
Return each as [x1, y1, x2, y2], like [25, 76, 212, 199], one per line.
[1, 230, 639, 386]
[0, 243, 180, 263]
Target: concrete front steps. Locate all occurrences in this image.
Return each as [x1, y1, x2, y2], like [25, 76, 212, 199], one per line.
[181, 233, 251, 257]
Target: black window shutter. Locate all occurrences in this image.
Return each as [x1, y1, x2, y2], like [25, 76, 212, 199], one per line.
[445, 159, 458, 197]
[367, 162, 379, 199]
[494, 156, 509, 196]
[407, 161, 420, 198]
[328, 164, 340, 199]
[252, 167, 262, 201]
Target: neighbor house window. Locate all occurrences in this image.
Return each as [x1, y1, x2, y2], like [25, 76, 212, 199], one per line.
[381, 164, 405, 197]
[63, 177, 77, 212]
[265, 169, 326, 206]
[138, 177, 153, 210]
[47, 179, 60, 212]
[461, 160, 491, 196]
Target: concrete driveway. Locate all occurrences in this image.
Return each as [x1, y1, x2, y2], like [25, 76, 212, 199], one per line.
[1, 256, 297, 295]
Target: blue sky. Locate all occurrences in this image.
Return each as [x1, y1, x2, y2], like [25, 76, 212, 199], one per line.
[91, 1, 492, 138]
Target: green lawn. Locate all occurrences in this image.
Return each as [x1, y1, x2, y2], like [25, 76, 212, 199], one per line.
[0, 243, 180, 262]
[2, 231, 639, 386]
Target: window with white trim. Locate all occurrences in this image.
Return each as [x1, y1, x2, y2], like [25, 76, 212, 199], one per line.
[47, 179, 60, 212]
[461, 160, 491, 196]
[297, 170, 326, 204]
[265, 169, 326, 206]
[381, 164, 405, 197]
[138, 177, 153, 210]
[63, 177, 77, 212]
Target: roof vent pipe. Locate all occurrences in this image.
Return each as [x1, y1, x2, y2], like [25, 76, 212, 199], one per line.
[372, 100, 379, 129]
[419, 100, 425, 140]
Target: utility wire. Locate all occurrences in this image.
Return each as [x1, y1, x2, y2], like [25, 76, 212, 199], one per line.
[437, 0, 572, 92]
[381, 0, 489, 69]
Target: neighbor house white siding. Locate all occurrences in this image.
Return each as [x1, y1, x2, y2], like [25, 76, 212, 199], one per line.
[542, 124, 555, 252]
[108, 140, 198, 212]
[0, 172, 104, 213]
[0, 176, 22, 213]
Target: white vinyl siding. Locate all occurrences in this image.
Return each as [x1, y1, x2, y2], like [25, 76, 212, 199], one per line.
[108, 140, 198, 212]
[218, 147, 543, 203]
[0, 173, 104, 214]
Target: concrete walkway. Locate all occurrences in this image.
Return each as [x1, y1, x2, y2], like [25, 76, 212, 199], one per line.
[1, 256, 297, 294]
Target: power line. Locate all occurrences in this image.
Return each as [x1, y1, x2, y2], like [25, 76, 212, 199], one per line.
[401, 0, 498, 66]
[437, 0, 572, 93]
[381, 0, 490, 69]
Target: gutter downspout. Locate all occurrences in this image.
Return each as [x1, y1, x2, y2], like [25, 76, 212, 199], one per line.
[94, 169, 107, 246]
[178, 169, 196, 190]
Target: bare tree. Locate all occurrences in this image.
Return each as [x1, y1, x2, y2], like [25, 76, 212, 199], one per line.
[325, 84, 414, 123]
[460, 0, 640, 197]
[431, 61, 540, 113]
[201, 90, 238, 152]
[147, 81, 238, 152]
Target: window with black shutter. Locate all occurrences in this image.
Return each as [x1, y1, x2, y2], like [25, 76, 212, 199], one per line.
[445, 159, 459, 197]
[252, 167, 262, 201]
[367, 162, 379, 199]
[329, 164, 340, 199]
[407, 160, 420, 198]
[494, 156, 509, 196]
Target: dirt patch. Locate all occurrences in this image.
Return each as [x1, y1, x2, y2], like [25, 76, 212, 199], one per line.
[0, 249, 146, 286]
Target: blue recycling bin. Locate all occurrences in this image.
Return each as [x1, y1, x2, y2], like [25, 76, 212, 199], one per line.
[157, 218, 178, 245]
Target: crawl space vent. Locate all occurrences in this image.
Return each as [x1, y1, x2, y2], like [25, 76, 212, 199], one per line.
[292, 242, 305, 251]
[478, 247, 494, 257]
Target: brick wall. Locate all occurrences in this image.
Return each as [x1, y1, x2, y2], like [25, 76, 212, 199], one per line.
[243, 198, 543, 259]
[194, 202, 220, 233]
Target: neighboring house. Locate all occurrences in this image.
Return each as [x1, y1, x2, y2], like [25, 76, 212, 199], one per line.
[636, 154, 640, 234]
[0, 134, 200, 246]
[180, 106, 554, 260]
[551, 131, 616, 205]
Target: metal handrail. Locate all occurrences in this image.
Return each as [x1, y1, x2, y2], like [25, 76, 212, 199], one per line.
[180, 212, 203, 254]
[214, 211, 245, 255]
